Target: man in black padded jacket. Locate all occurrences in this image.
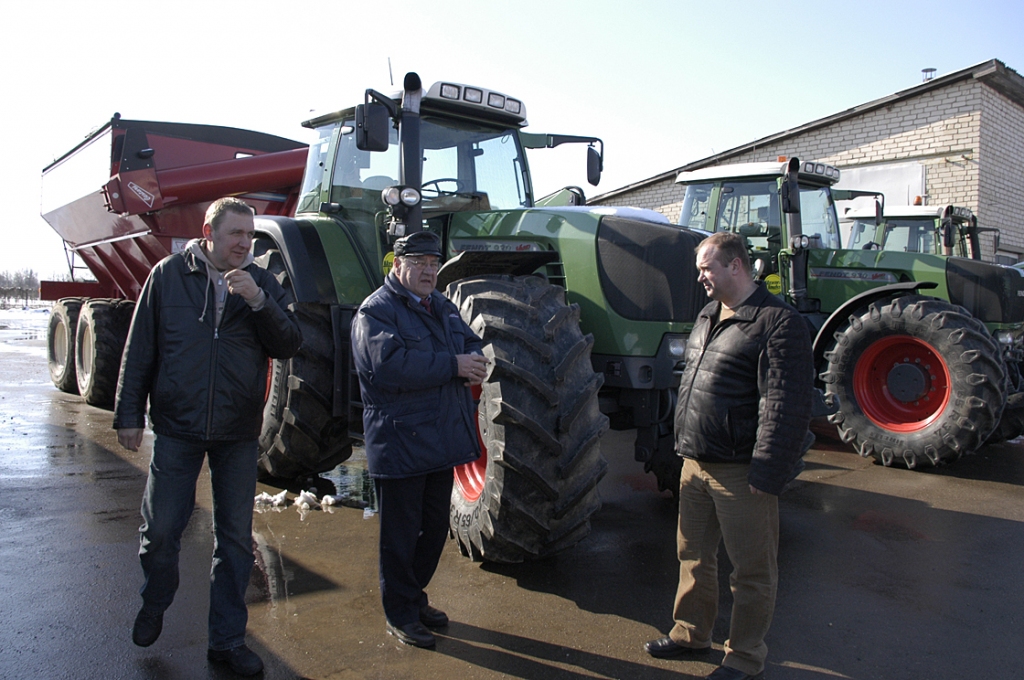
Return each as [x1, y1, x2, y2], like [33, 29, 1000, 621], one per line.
[645, 231, 813, 680]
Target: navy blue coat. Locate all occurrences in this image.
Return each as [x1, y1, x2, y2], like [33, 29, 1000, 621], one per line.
[352, 274, 482, 479]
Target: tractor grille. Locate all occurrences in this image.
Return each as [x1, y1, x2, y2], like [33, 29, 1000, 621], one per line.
[596, 217, 708, 323]
[946, 258, 1024, 324]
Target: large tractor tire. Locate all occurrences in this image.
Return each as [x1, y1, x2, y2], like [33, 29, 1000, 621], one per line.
[447, 275, 610, 563]
[48, 297, 83, 394]
[821, 295, 1005, 468]
[254, 239, 352, 480]
[75, 299, 135, 409]
[985, 360, 1024, 444]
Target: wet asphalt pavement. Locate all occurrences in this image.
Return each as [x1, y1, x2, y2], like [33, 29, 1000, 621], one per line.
[1, 319, 1023, 679]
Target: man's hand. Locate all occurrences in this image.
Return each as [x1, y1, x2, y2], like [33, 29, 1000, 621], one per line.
[118, 428, 144, 452]
[750, 485, 766, 495]
[224, 269, 261, 304]
[457, 353, 491, 386]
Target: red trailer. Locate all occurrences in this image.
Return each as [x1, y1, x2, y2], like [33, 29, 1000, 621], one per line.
[40, 114, 307, 407]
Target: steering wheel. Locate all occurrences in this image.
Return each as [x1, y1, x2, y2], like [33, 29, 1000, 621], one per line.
[421, 178, 465, 198]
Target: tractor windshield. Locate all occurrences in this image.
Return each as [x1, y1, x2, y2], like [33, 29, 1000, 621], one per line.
[678, 183, 713, 230]
[877, 218, 940, 254]
[845, 218, 878, 250]
[322, 115, 529, 214]
[711, 180, 840, 249]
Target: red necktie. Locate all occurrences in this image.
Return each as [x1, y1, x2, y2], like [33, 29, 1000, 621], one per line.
[420, 297, 431, 314]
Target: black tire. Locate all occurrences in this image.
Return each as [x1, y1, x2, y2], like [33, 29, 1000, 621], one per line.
[986, 392, 1024, 444]
[75, 299, 135, 409]
[447, 275, 609, 563]
[254, 240, 352, 479]
[821, 295, 1005, 467]
[48, 297, 83, 394]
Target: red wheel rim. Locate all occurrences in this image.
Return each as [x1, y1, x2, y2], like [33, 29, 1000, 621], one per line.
[264, 358, 274, 403]
[852, 334, 951, 432]
[454, 384, 487, 502]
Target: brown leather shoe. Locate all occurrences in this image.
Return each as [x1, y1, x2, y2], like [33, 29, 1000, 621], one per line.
[644, 635, 712, 659]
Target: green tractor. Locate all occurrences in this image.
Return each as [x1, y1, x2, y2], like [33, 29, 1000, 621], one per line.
[675, 158, 1024, 467]
[842, 203, 993, 260]
[254, 73, 708, 562]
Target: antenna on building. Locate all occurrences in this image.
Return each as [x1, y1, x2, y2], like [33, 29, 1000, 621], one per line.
[922, 67, 936, 82]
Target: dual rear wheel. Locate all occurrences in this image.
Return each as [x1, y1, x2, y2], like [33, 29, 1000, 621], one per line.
[47, 297, 134, 409]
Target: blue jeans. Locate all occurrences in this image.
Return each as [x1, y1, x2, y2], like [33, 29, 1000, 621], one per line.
[138, 434, 258, 651]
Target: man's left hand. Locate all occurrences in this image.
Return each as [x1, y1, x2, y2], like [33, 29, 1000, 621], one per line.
[224, 269, 261, 303]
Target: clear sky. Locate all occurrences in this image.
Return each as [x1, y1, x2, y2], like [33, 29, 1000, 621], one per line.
[3, 0, 1022, 280]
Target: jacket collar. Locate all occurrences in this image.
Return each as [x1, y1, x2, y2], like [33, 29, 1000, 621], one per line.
[384, 271, 435, 307]
[702, 282, 771, 323]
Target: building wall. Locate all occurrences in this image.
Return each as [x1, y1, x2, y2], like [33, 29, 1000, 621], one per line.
[979, 86, 1024, 259]
[600, 78, 1024, 262]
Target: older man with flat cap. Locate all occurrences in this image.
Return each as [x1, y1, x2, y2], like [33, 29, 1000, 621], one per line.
[351, 230, 489, 649]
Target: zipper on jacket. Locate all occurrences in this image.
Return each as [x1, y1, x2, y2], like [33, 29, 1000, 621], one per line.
[205, 312, 221, 438]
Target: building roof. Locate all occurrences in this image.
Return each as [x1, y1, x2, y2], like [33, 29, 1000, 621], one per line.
[592, 59, 1024, 203]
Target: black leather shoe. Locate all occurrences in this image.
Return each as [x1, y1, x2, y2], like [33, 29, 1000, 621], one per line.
[132, 608, 163, 647]
[207, 644, 264, 676]
[705, 666, 764, 680]
[419, 604, 449, 628]
[387, 620, 436, 648]
[644, 635, 712, 659]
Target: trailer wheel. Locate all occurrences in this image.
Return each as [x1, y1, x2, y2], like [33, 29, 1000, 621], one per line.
[48, 298, 83, 394]
[254, 241, 352, 480]
[75, 299, 135, 409]
[447, 275, 609, 563]
[821, 295, 1004, 467]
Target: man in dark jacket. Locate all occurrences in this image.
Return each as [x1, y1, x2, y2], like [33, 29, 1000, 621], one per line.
[352, 230, 488, 649]
[644, 232, 813, 680]
[114, 197, 301, 677]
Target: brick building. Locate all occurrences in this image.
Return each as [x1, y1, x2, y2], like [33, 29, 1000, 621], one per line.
[592, 59, 1024, 264]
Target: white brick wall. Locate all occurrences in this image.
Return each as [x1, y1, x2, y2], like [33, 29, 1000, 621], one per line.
[979, 87, 1024, 258]
[603, 78, 1024, 262]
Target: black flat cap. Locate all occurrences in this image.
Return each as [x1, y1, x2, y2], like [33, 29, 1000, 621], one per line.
[393, 231, 442, 257]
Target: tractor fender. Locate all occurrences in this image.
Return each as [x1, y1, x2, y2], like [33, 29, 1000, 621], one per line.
[436, 249, 560, 291]
[812, 280, 938, 365]
[253, 215, 339, 305]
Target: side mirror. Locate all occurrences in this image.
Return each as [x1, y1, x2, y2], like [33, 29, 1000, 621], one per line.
[941, 219, 956, 248]
[874, 199, 883, 226]
[587, 145, 602, 186]
[356, 103, 390, 152]
[780, 158, 801, 214]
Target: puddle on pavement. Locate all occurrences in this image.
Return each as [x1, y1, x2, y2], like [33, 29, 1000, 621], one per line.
[256, 446, 377, 515]
[318, 451, 377, 512]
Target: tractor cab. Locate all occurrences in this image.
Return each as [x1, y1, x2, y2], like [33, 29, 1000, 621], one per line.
[675, 159, 842, 294]
[842, 204, 988, 260]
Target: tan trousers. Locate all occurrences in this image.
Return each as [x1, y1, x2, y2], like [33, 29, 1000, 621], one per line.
[670, 458, 779, 676]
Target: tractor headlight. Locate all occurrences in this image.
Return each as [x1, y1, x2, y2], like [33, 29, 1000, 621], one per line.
[790, 235, 810, 250]
[382, 186, 421, 207]
[400, 187, 420, 206]
[996, 330, 1017, 346]
[668, 337, 688, 358]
